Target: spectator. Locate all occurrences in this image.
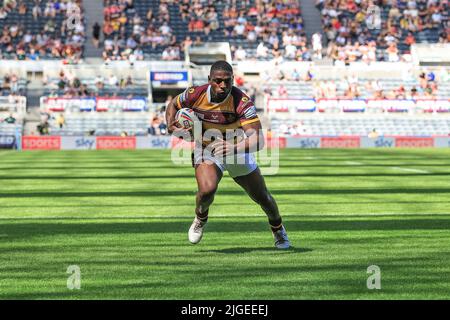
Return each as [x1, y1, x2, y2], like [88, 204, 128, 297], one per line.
[234, 46, 247, 61]
[56, 114, 65, 129]
[368, 129, 379, 139]
[256, 42, 269, 58]
[312, 32, 322, 59]
[277, 84, 288, 98]
[2, 113, 15, 124]
[108, 74, 118, 87]
[93, 22, 101, 48]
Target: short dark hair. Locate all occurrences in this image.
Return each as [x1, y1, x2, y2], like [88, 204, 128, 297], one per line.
[210, 60, 233, 75]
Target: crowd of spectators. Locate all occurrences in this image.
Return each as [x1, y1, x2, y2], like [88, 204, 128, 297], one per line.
[148, 105, 167, 135]
[316, 0, 449, 64]
[224, 0, 309, 61]
[102, 0, 181, 62]
[101, 0, 310, 62]
[100, 0, 447, 63]
[311, 69, 445, 99]
[0, 0, 85, 62]
[44, 69, 142, 98]
[261, 63, 448, 100]
[1, 72, 22, 95]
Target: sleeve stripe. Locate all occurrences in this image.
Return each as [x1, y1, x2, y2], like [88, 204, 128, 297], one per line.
[176, 95, 182, 109]
[240, 117, 260, 126]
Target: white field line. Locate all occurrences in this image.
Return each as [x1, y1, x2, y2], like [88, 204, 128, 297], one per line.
[390, 167, 429, 174]
[346, 161, 364, 165]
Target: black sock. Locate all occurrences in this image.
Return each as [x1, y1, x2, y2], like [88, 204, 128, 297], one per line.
[269, 217, 283, 232]
[196, 209, 209, 223]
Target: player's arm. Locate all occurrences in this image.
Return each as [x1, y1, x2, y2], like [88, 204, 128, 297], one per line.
[236, 120, 265, 153]
[234, 96, 265, 153]
[165, 96, 180, 135]
[212, 120, 264, 156]
[165, 90, 195, 138]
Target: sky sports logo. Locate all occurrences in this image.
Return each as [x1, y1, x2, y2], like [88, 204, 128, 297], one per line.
[22, 136, 61, 150]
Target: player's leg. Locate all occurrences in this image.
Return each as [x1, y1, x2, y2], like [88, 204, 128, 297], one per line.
[232, 167, 291, 249]
[233, 167, 281, 227]
[188, 161, 223, 244]
[195, 161, 223, 220]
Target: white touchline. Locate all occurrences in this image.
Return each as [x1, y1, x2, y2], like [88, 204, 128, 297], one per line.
[346, 161, 363, 165]
[390, 167, 429, 174]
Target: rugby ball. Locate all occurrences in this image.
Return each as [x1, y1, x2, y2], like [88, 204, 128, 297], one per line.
[176, 108, 197, 129]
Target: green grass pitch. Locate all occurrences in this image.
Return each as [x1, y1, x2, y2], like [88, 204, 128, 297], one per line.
[0, 148, 449, 299]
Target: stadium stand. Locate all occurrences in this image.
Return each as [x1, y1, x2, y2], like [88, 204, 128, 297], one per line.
[0, 94, 26, 140]
[0, 72, 27, 96]
[0, 0, 86, 62]
[0, 0, 447, 143]
[102, 0, 310, 62]
[271, 116, 450, 137]
[42, 69, 148, 97]
[263, 67, 450, 99]
[45, 112, 153, 136]
[316, 0, 449, 63]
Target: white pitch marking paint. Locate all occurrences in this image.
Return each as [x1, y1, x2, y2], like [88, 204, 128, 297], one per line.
[390, 167, 429, 174]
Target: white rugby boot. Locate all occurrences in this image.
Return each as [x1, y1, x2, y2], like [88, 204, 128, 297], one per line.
[272, 226, 291, 249]
[188, 217, 207, 244]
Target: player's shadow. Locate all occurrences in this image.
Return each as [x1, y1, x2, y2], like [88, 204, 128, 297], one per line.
[203, 247, 312, 254]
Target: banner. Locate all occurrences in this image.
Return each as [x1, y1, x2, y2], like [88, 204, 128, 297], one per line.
[434, 137, 450, 148]
[321, 136, 360, 148]
[360, 136, 395, 148]
[395, 137, 434, 148]
[266, 99, 315, 113]
[265, 137, 286, 149]
[317, 99, 339, 113]
[0, 135, 15, 149]
[136, 136, 171, 149]
[96, 98, 148, 112]
[18, 135, 450, 150]
[43, 98, 96, 112]
[340, 99, 366, 112]
[61, 136, 96, 150]
[267, 98, 450, 114]
[171, 137, 195, 149]
[414, 99, 435, 113]
[97, 136, 136, 150]
[150, 71, 189, 88]
[435, 99, 450, 113]
[286, 137, 320, 148]
[22, 136, 61, 150]
[383, 99, 415, 113]
[150, 71, 188, 83]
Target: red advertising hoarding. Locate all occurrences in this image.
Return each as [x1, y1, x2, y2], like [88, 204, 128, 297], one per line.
[97, 136, 136, 150]
[22, 136, 61, 150]
[395, 137, 434, 148]
[321, 136, 360, 148]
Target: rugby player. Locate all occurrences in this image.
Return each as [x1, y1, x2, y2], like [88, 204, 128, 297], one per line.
[165, 60, 291, 249]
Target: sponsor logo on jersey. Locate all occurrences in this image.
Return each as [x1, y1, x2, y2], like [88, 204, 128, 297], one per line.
[244, 105, 257, 119]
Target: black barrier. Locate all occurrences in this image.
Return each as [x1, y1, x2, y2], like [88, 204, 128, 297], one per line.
[0, 135, 16, 149]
